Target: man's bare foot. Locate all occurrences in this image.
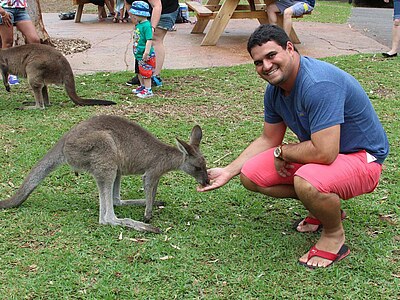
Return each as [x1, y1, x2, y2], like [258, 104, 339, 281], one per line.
[295, 218, 321, 232]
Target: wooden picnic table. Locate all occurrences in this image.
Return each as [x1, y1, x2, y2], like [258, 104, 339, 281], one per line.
[186, 0, 304, 46]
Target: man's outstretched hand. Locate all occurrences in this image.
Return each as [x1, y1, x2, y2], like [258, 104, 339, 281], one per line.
[197, 167, 233, 192]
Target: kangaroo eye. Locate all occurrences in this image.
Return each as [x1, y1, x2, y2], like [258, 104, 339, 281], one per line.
[194, 166, 202, 171]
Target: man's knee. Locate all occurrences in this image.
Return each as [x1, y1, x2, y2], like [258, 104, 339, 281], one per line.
[240, 173, 259, 192]
[283, 8, 294, 18]
[394, 19, 400, 26]
[293, 175, 317, 197]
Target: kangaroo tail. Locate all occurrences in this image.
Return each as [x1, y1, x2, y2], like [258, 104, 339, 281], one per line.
[64, 72, 116, 106]
[71, 98, 116, 106]
[0, 140, 66, 209]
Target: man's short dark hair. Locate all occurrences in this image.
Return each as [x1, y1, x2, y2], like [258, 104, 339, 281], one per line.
[247, 24, 297, 55]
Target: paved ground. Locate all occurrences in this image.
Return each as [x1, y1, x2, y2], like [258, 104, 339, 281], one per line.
[348, 7, 393, 48]
[43, 7, 392, 75]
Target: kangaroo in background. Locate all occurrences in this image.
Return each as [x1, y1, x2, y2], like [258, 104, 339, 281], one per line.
[0, 44, 116, 109]
[0, 115, 209, 233]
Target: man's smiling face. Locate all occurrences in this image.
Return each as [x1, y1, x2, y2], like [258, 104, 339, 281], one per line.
[250, 40, 297, 87]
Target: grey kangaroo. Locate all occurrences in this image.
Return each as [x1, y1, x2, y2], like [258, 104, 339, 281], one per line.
[0, 44, 116, 109]
[0, 115, 209, 233]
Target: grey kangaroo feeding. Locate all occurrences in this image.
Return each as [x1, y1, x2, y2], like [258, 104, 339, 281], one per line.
[0, 115, 209, 233]
[0, 44, 116, 109]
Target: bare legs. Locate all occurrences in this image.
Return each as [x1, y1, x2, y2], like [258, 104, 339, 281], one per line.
[240, 173, 345, 268]
[387, 19, 400, 55]
[265, 4, 294, 36]
[152, 27, 168, 77]
[0, 19, 39, 49]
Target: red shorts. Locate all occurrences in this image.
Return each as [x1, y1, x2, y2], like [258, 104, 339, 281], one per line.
[138, 54, 156, 79]
[241, 148, 382, 200]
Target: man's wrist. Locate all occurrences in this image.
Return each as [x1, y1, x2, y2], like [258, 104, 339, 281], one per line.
[274, 144, 285, 161]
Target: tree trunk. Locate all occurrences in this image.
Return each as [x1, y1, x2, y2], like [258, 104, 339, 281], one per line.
[14, 0, 52, 45]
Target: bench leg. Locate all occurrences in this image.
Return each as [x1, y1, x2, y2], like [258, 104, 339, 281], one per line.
[289, 28, 301, 44]
[276, 15, 300, 44]
[75, 4, 84, 23]
[191, 17, 211, 34]
[257, 17, 269, 24]
[201, 0, 239, 46]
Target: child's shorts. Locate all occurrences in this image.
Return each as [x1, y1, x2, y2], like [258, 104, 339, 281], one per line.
[0, 8, 31, 25]
[138, 53, 156, 79]
[241, 148, 382, 200]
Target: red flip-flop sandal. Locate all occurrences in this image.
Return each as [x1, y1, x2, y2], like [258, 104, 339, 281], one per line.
[293, 209, 347, 233]
[299, 244, 351, 269]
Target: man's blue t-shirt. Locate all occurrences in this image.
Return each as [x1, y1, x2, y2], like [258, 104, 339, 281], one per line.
[264, 56, 389, 164]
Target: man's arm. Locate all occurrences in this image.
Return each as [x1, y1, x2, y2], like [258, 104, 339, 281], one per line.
[281, 125, 340, 165]
[198, 121, 287, 192]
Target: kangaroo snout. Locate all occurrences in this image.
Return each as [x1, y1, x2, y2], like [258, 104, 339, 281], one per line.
[199, 173, 210, 186]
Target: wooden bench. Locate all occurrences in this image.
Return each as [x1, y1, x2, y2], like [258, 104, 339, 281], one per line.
[72, 0, 107, 23]
[187, 0, 311, 45]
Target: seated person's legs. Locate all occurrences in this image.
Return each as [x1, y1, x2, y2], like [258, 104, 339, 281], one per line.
[282, 7, 295, 35]
[265, 3, 280, 24]
[265, 0, 294, 26]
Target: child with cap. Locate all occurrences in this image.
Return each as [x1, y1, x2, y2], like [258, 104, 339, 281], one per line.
[129, 1, 156, 98]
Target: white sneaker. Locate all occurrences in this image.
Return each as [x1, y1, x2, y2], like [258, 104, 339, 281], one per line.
[132, 85, 145, 94]
[8, 74, 20, 85]
[136, 88, 154, 98]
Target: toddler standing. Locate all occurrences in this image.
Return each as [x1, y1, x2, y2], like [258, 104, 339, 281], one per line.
[130, 1, 156, 98]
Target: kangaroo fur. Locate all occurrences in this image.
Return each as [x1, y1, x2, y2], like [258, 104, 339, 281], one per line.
[0, 115, 209, 233]
[0, 44, 116, 109]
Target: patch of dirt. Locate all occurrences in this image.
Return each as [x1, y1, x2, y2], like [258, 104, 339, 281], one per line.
[52, 38, 91, 56]
[40, 0, 95, 55]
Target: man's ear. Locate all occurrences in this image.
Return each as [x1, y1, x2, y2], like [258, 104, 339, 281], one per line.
[286, 41, 295, 52]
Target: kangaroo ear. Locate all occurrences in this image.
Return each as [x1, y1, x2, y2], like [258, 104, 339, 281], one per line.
[176, 138, 193, 155]
[189, 125, 202, 147]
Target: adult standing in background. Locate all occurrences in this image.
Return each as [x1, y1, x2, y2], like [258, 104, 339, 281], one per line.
[125, 0, 179, 87]
[382, 0, 399, 57]
[0, 0, 40, 85]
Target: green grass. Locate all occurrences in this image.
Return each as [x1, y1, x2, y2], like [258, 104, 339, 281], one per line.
[0, 53, 399, 299]
[298, 0, 353, 24]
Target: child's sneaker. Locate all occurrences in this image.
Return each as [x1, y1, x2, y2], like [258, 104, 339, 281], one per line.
[136, 88, 154, 98]
[132, 85, 145, 94]
[8, 74, 19, 85]
[151, 76, 163, 87]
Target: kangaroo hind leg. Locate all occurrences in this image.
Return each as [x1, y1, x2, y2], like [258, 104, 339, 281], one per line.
[97, 170, 161, 233]
[112, 173, 165, 208]
[22, 77, 45, 109]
